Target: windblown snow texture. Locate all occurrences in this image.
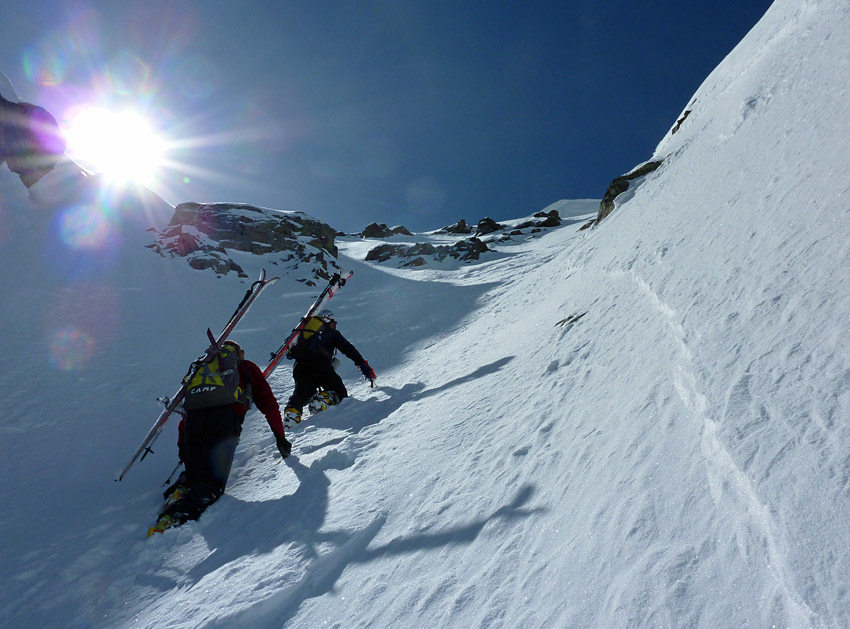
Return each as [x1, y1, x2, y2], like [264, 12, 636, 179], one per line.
[2, 1, 850, 626]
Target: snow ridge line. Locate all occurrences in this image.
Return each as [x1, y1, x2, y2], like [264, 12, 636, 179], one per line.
[623, 270, 818, 625]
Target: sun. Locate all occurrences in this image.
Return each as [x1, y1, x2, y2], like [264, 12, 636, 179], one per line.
[63, 106, 167, 185]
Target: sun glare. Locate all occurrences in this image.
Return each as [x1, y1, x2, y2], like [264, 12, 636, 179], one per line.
[64, 107, 166, 185]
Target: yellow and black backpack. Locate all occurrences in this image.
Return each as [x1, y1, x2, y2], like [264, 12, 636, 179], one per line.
[183, 343, 249, 410]
[287, 316, 328, 360]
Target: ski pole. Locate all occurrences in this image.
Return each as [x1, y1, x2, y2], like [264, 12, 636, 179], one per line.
[162, 460, 183, 487]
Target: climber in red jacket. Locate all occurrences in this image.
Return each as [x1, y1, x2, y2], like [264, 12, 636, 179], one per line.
[149, 340, 289, 535]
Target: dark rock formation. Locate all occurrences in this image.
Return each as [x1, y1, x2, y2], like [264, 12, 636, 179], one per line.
[450, 237, 490, 261]
[671, 109, 692, 135]
[365, 237, 490, 265]
[148, 202, 340, 281]
[360, 222, 413, 238]
[0, 93, 66, 188]
[437, 219, 473, 235]
[475, 217, 505, 236]
[596, 160, 664, 223]
[532, 209, 561, 227]
[514, 210, 562, 231]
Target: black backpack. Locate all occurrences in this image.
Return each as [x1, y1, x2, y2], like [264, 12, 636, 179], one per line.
[288, 316, 329, 360]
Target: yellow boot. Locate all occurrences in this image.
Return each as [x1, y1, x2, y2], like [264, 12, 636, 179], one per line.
[284, 407, 302, 424]
[147, 514, 179, 537]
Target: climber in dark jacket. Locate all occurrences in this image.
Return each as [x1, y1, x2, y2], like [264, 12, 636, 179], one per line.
[148, 340, 289, 536]
[284, 309, 376, 423]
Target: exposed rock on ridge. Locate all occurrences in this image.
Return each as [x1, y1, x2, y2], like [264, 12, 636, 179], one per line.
[436, 219, 473, 235]
[148, 202, 340, 283]
[359, 222, 413, 238]
[596, 159, 664, 223]
[365, 237, 490, 266]
[364, 209, 567, 268]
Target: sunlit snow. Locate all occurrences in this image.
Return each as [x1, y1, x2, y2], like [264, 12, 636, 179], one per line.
[2, 1, 850, 626]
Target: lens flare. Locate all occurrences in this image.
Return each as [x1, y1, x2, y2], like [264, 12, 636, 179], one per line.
[59, 203, 115, 250]
[22, 44, 67, 86]
[49, 326, 95, 371]
[105, 51, 151, 96]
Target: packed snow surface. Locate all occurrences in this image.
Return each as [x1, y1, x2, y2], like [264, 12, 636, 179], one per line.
[2, 0, 850, 626]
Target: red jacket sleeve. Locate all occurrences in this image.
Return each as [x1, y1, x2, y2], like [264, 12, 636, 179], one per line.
[241, 360, 285, 438]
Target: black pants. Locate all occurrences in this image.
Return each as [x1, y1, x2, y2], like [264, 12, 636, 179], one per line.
[286, 356, 347, 412]
[161, 405, 242, 524]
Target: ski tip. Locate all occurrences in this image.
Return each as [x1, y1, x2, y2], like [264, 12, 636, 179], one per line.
[258, 268, 280, 283]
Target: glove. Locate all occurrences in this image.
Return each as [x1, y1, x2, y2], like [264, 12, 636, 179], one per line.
[359, 360, 376, 382]
[276, 434, 292, 459]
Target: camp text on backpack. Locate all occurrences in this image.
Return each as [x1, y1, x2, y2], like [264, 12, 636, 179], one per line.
[183, 341, 249, 410]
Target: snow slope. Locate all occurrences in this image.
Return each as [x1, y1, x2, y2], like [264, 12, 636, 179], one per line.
[3, 0, 850, 626]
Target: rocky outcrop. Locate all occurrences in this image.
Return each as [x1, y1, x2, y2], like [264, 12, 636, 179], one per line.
[148, 202, 340, 282]
[474, 217, 505, 236]
[365, 237, 490, 265]
[374, 208, 569, 266]
[511, 209, 561, 232]
[450, 237, 490, 261]
[671, 99, 695, 135]
[360, 222, 413, 238]
[437, 219, 474, 235]
[0, 93, 66, 188]
[596, 160, 664, 223]
[439, 213, 560, 240]
[532, 209, 561, 227]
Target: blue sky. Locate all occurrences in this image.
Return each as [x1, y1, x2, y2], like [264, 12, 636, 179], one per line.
[0, 1, 774, 232]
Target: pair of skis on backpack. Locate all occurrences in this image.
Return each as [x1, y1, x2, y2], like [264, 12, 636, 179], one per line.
[118, 269, 353, 484]
[126, 269, 353, 537]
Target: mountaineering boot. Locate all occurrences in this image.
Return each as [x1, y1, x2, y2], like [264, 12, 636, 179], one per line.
[308, 390, 340, 414]
[162, 471, 189, 508]
[147, 514, 180, 537]
[164, 483, 187, 509]
[164, 485, 185, 509]
[284, 407, 302, 425]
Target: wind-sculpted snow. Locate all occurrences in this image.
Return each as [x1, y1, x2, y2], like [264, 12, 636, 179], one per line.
[3, 0, 850, 626]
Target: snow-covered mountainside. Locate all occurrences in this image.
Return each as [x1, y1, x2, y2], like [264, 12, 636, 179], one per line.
[3, 0, 850, 626]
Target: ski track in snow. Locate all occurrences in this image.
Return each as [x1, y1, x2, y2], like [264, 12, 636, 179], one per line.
[622, 268, 817, 625]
